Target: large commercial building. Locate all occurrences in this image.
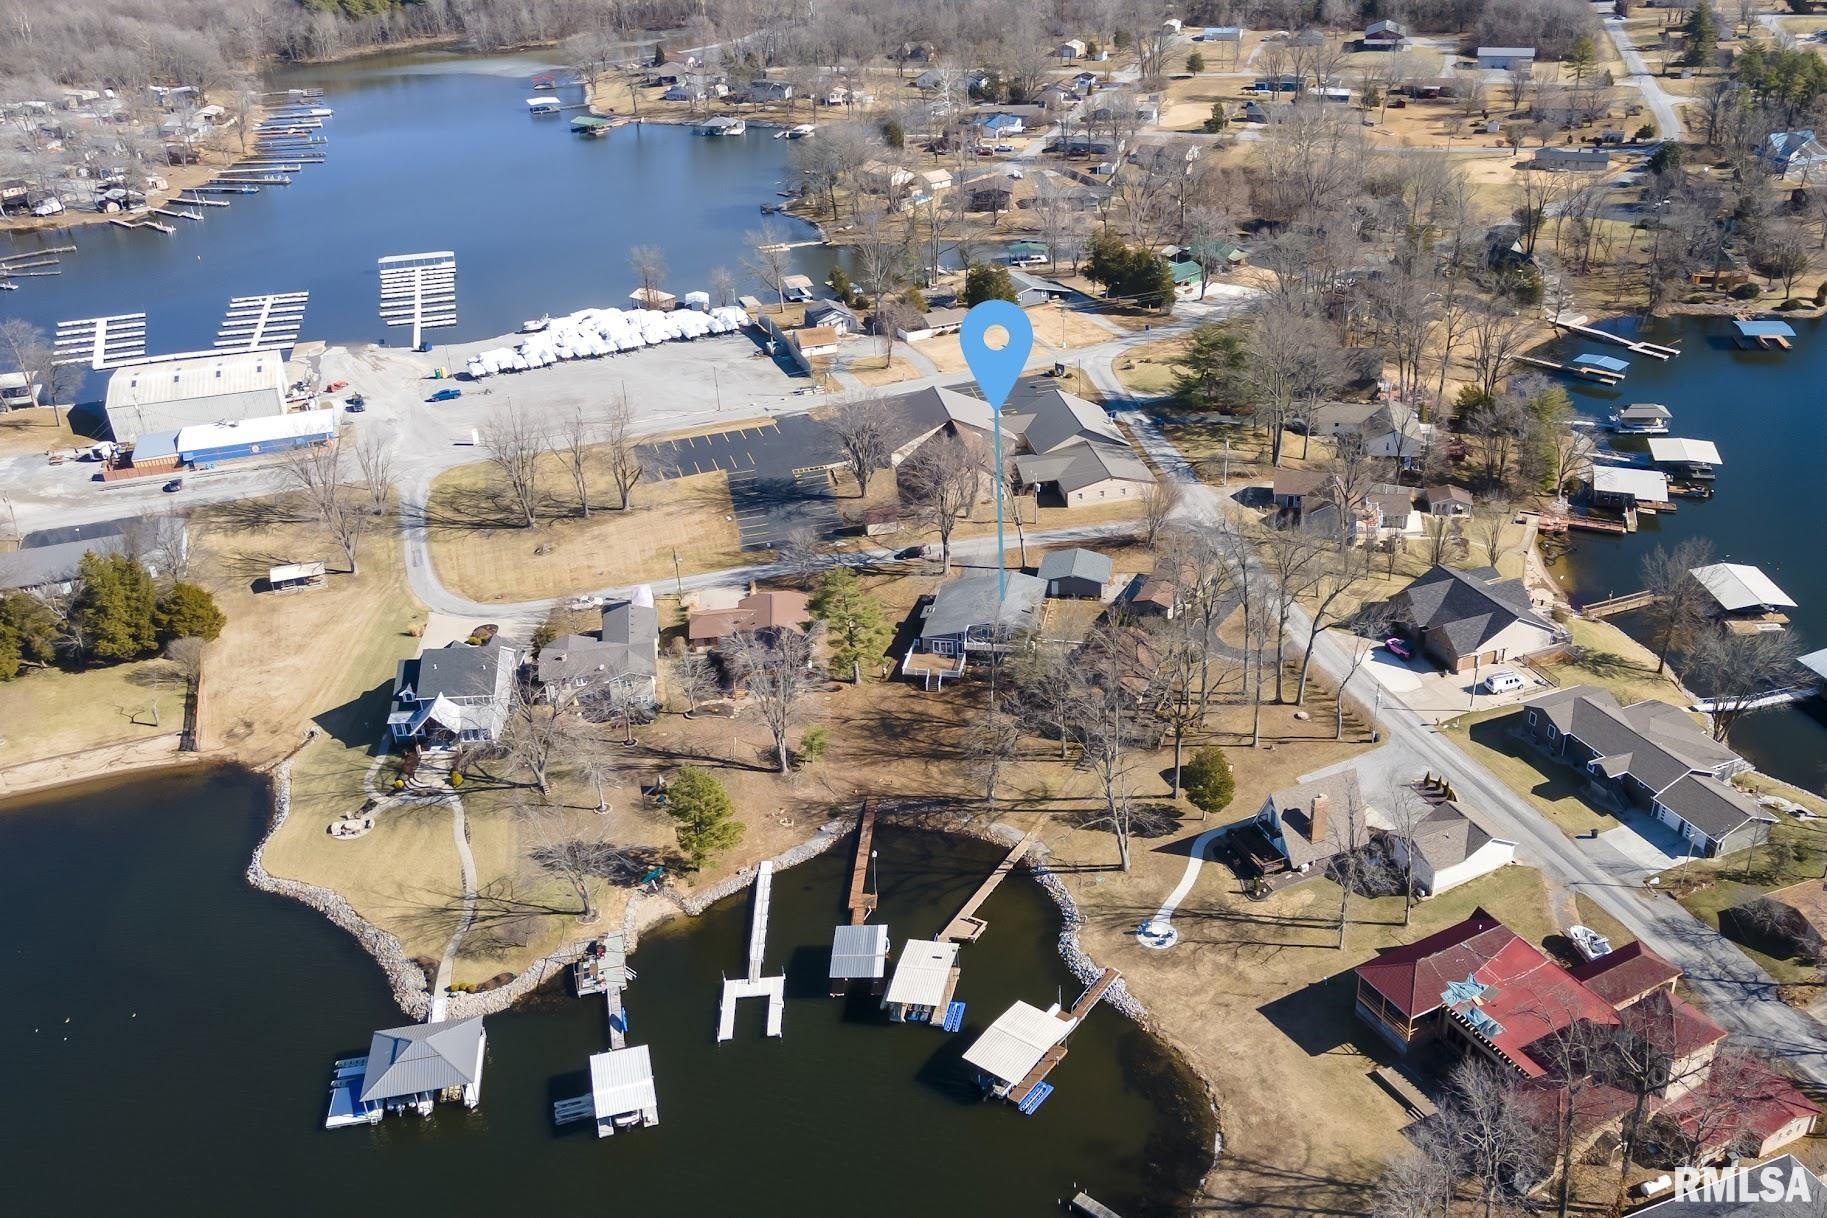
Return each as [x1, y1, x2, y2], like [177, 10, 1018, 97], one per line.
[104, 350, 288, 443]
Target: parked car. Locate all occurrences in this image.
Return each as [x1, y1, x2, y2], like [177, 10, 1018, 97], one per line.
[324, 380, 348, 393]
[344, 397, 366, 413]
[427, 388, 463, 403]
[162, 478, 184, 492]
[1382, 637, 1413, 661]
[1482, 671, 1526, 695]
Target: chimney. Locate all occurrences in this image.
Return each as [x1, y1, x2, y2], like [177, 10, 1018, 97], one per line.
[1308, 793, 1330, 843]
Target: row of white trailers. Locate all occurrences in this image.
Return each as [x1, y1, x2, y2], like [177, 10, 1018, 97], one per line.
[465, 305, 752, 378]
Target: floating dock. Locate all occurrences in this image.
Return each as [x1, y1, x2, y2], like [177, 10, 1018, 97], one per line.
[1551, 313, 1679, 359]
[939, 826, 1042, 943]
[1071, 1193, 1123, 1218]
[717, 861, 786, 1040]
[1515, 354, 1626, 385]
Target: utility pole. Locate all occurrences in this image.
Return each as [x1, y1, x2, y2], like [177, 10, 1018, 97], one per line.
[672, 548, 683, 598]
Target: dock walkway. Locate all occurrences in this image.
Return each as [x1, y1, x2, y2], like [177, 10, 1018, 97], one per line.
[1515, 354, 1626, 385]
[1693, 684, 1819, 714]
[939, 826, 1042, 943]
[1552, 313, 1680, 359]
[1582, 589, 1660, 619]
[716, 861, 786, 1041]
[847, 802, 877, 924]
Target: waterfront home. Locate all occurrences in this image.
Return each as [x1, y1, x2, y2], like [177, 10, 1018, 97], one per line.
[746, 79, 793, 102]
[1425, 485, 1474, 516]
[805, 299, 857, 334]
[1239, 769, 1385, 879]
[1645, 436, 1722, 479]
[1037, 548, 1112, 599]
[1305, 401, 1435, 471]
[587, 1045, 659, 1136]
[388, 638, 519, 748]
[1761, 130, 1827, 180]
[1376, 800, 1516, 897]
[828, 923, 890, 994]
[1589, 465, 1670, 511]
[902, 572, 1047, 686]
[1362, 18, 1408, 48]
[327, 1016, 486, 1127]
[1689, 563, 1797, 633]
[1517, 685, 1771, 857]
[103, 349, 287, 444]
[895, 305, 968, 342]
[1475, 46, 1535, 70]
[1611, 402, 1672, 434]
[686, 588, 811, 650]
[537, 598, 660, 705]
[1732, 318, 1797, 350]
[883, 939, 961, 1023]
[1385, 564, 1560, 673]
[1008, 270, 1068, 305]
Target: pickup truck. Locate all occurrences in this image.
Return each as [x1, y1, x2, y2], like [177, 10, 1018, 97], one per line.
[426, 388, 463, 403]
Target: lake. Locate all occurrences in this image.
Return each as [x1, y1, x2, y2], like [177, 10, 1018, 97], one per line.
[0, 767, 1212, 1215]
[1550, 315, 1827, 793]
[0, 50, 838, 397]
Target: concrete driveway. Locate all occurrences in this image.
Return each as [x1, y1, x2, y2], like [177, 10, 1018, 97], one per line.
[1355, 643, 1551, 726]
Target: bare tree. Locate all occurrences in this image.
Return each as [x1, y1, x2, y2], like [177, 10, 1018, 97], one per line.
[518, 797, 640, 922]
[1012, 642, 1080, 760]
[1447, 1056, 1544, 1218]
[1421, 513, 1466, 567]
[1336, 603, 1392, 740]
[580, 677, 652, 746]
[744, 220, 794, 310]
[480, 407, 545, 529]
[899, 432, 983, 571]
[1144, 611, 1215, 797]
[1072, 625, 1146, 871]
[708, 265, 737, 307]
[1466, 305, 1531, 400]
[279, 443, 370, 574]
[1293, 541, 1369, 705]
[1138, 477, 1182, 547]
[670, 650, 720, 716]
[724, 627, 822, 775]
[629, 243, 667, 305]
[829, 395, 892, 498]
[1261, 521, 1329, 703]
[604, 391, 644, 511]
[164, 635, 208, 692]
[501, 682, 586, 796]
[352, 430, 395, 518]
[1468, 501, 1512, 570]
[964, 701, 1023, 801]
[558, 406, 596, 518]
[1687, 628, 1804, 743]
[1636, 537, 1713, 672]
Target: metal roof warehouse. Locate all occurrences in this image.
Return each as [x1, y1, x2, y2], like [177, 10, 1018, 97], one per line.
[172, 408, 338, 464]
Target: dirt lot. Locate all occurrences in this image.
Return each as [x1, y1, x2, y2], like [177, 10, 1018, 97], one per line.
[0, 410, 81, 461]
[424, 457, 746, 603]
[913, 303, 1119, 374]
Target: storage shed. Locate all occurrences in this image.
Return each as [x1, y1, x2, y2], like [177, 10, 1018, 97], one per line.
[1036, 547, 1112, 599]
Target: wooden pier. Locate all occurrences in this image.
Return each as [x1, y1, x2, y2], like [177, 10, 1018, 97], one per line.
[110, 217, 175, 234]
[939, 826, 1042, 943]
[717, 861, 786, 1040]
[847, 802, 878, 924]
[1552, 314, 1680, 360]
[1581, 589, 1660, 619]
[1071, 1193, 1123, 1218]
[179, 194, 229, 207]
[1515, 355, 1626, 385]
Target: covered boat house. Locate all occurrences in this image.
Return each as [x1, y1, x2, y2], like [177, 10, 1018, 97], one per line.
[882, 939, 962, 1025]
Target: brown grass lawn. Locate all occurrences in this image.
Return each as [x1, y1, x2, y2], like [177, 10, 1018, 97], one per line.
[1538, 617, 1691, 711]
[917, 304, 1119, 376]
[1447, 708, 1618, 839]
[845, 354, 924, 386]
[0, 409, 79, 460]
[424, 459, 746, 603]
[1663, 816, 1827, 990]
[0, 658, 183, 766]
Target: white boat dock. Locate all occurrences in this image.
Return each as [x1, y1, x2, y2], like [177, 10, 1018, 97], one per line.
[716, 861, 787, 1041]
[1552, 312, 1680, 359]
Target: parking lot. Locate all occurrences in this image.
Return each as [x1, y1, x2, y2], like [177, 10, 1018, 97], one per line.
[639, 413, 846, 551]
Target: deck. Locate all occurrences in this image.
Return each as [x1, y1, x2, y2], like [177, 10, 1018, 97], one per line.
[1552, 314, 1679, 359]
[1581, 589, 1659, 619]
[938, 826, 1042, 942]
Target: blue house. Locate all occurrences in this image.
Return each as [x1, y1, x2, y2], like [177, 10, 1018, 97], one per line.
[976, 112, 1024, 136]
[1762, 130, 1827, 180]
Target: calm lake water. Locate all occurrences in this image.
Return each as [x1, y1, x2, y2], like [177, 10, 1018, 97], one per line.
[0, 768, 1211, 1215]
[0, 50, 835, 397]
[1550, 315, 1827, 793]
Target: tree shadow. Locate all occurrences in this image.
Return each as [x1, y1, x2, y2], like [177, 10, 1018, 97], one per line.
[1256, 972, 1380, 1058]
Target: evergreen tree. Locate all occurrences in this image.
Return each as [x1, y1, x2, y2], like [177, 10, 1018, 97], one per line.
[1084, 227, 1131, 290]
[154, 582, 228, 643]
[1566, 35, 1595, 83]
[1182, 747, 1235, 819]
[1681, 4, 1719, 67]
[0, 591, 59, 679]
[666, 766, 745, 869]
[1173, 323, 1250, 411]
[808, 567, 891, 683]
[1186, 50, 1205, 74]
[74, 552, 157, 662]
[962, 262, 1018, 305]
[1129, 252, 1177, 312]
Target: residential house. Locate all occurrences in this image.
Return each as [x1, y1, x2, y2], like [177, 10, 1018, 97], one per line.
[966, 183, 1012, 213]
[0, 532, 131, 594]
[805, 299, 858, 335]
[536, 599, 660, 706]
[1532, 147, 1611, 172]
[1589, 465, 1670, 511]
[1475, 47, 1536, 71]
[1241, 769, 1386, 878]
[1385, 564, 1560, 673]
[1271, 468, 1327, 513]
[792, 325, 841, 357]
[895, 306, 968, 342]
[1379, 800, 1516, 897]
[1567, 940, 1681, 1010]
[902, 571, 1047, 681]
[686, 589, 812, 649]
[1517, 685, 1772, 857]
[1305, 401, 1435, 471]
[387, 638, 520, 749]
[880, 385, 995, 462]
[976, 112, 1024, 136]
[1425, 485, 1475, 516]
[1057, 39, 1088, 61]
[1006, 387, 1157, 507]
[1037, 548, 1111, 599]
[1362, 19, 1408, 49]
[917, 167, 953, 195]
[1762, 130, 1827, 180]
[1007, 270, 1065, 306]
[747, 79, 793, 102]
[1070, 71, 1101, 94]
[859, 160, 915, 197]
[1689, 563, 1797, 632]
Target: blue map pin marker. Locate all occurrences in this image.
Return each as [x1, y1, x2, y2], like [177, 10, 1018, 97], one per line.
[960, 300, 1033, 412]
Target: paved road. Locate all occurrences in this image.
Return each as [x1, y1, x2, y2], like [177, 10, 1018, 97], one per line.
[1598, 6, 1685, 140]
[1108, 402, 1827, 1087]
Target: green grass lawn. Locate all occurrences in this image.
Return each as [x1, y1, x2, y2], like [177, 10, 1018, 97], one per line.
[1448, 708, 1618, 838]
[1538, 618, 1690, 711]
[1667, 819, 1827, 985]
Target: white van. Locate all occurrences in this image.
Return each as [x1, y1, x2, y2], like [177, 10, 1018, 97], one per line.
[1482, 671, 1526, 696]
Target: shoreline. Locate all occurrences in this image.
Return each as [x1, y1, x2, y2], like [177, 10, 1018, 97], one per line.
[244, 763, 1225, 1197]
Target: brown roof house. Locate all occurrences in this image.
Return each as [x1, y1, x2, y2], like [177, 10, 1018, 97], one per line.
[1385, 564, 1560, 673]
[1516, 685, 1772, 858]
[686, 589, 812, 649]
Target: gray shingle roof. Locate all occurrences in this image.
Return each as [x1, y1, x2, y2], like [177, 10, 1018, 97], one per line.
[920, 572, 1046, 639]
[1657, 774, 1772, 841]
[1389, 564, 1553, 660]
[1409, 801, 1496, 871]
[416, 639, 511, 702]
[0, 534, 127, 591]
[1264, 769, 1373, 869]
[1008, 388, 1126, 455]
[1527, 685, 1749, 799]
[1037, 547, 1113, 584]
[539, 601, 660, 688]
[360, 1016, 486, 1103]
